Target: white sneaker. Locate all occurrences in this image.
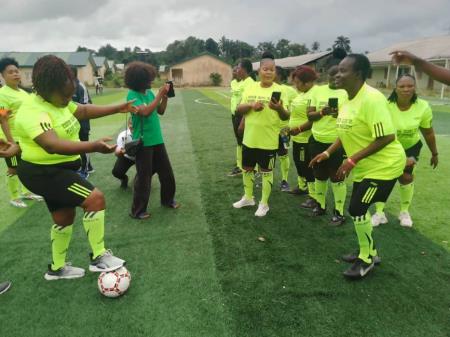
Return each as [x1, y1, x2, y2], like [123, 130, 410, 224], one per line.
[44, 263, 85, 281]
[398, 211, 413, 227]
[21, 193, 43, 201]
[233, 196, 256, 209]
[371, 212, 388, 227]
[255, 203, 269, 217]
[89, 249, 126, 272]
[10, 199, 27, 208]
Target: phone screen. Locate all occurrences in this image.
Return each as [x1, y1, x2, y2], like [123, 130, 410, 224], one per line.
[328, 98, 338, 109]
[271, 91, 281, 103]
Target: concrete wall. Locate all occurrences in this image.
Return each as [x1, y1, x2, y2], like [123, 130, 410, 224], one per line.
[169, 55, 232, 86]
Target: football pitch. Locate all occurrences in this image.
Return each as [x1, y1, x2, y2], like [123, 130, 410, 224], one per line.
[0, 88, 449, 337]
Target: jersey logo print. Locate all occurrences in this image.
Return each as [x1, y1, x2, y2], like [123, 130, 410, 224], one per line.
[40, 122, 53, 132]
[374, 123, 385, 137]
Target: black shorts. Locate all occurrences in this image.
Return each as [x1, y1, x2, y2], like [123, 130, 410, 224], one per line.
[4, 153, 21, 168]
[348, 178, 398, 217]
[242, 145, 277, 170]
[231, 114, 243, 146]
[277, 135, 289, 156]
[17, 159, 95, 212]
[309, 136, 345, 171]
[292, 141, 314, 182]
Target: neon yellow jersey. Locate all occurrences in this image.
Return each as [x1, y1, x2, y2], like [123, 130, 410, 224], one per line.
[241, 82, 286, 150]
[311, 84, 348, 143]
[289, 85, 318, 143]
[230, 79, 242, 115]
[280, 84, 298, 129]
[388, 98, 433, 150]
[236, 76, 255, 107]
[15, 94, 81, 165]
[0, 85, 30, 141]
[336, 83, 405, 182]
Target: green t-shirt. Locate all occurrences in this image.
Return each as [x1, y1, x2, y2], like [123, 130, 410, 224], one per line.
[241, 82, 286, 150]
[0, 85, 30, 141]
[230, 79, 242, 115]
[236, 76, 255, 108]
[336, 83, 405, 182]
[127, 90, 164, 147]
[388, 98, 433, 150]
[15, 94, 81, 165]
[288, 85, 318, 143]
[311, 84, 348, 143]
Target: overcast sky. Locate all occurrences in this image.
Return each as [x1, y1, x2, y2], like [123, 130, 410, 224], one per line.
[1, 0, 449, 54]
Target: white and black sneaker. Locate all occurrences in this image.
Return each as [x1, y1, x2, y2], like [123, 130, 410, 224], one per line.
[343, 258, 375, 279]
[44, 263, 85, 281]
[342, 252, 381, 265]
[0, 281, 12, 295]
[89, 250, 126, 272]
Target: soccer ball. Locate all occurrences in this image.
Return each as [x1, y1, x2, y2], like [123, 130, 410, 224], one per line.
[97, 267, 131, 298]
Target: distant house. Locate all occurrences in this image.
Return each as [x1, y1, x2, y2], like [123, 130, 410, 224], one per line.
[159, 65, 169, 81]
[169, 53, 232, 86]
[93, 56, 108, 78]
[367, 35, 450, 98]
[115, 63, 125, 73]
[0, 51, 97, 87]
[106, 60, 115, 74]
[252, 51, 333, 74]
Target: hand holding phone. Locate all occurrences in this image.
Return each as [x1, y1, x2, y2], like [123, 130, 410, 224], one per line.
[327, 97, 339, 117]
[271, 91, 281, 103]
[166, 81, 175, 98]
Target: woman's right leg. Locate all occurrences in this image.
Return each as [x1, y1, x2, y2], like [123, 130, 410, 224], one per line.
[131, 147, 154, 217]
[233, 145, 256, 208]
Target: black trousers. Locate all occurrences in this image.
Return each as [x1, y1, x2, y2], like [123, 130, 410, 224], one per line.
[79, 130, 90, 172]
[292, 141, 315, 182]
[131, 144, 176, 216]
[112, 156, 135, 180]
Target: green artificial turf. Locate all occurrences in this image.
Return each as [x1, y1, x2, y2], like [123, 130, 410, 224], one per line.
[0, 88, 448, 337]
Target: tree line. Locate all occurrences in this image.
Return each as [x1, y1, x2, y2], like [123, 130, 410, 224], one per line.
[77, 35, 352, 67]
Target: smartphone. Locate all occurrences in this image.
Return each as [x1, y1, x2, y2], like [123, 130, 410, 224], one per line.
[328, 98, 338, 109]
[166, 81, 175, 98]
[271, 91, 281, 103]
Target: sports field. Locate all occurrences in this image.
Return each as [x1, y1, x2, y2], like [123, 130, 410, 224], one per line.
[0, 88, 449, 337]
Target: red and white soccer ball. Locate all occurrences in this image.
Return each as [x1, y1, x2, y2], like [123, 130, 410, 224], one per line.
[97, 266, 131, 298]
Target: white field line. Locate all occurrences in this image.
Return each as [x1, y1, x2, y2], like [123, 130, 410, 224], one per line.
[194, 98, 220, 106]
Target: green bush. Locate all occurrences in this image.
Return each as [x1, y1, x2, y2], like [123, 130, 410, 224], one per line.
[105, 73, 124, 88]
[209, 72, 222, 86]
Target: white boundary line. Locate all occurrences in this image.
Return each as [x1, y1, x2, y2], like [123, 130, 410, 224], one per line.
[194, 98, 220, 106]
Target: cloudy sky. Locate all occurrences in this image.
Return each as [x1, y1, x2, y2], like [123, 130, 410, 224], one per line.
[1, 0, 449, 53]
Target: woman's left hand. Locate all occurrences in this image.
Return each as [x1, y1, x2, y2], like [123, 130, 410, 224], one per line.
[336, 159, 354, 180]
[118, 100, 137, 114]
[269, 99, 283, 113]
[430, 154, 438, 169]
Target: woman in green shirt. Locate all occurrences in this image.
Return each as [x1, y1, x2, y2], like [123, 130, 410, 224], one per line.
[16, 55, 135, 280]
[310, 54, 406, 279]
[125, 62, 178, 220]
[233, 56, 289, 217]
[372, 74, 438, 227]
[0, 57, 42, 207]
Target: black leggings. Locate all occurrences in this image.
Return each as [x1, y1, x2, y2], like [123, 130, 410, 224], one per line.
[292, 141, 314, 182]
[112, 156, 135, 180]
[131, 144, 176, 216]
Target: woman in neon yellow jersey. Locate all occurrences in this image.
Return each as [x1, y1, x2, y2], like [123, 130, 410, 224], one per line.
[233, 55, 289, 217]
[311, 54, 406, 279]
[372, 74, 438, 227]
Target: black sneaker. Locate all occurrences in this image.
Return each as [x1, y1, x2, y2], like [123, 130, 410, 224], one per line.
[0, 281, 11, 295]
[289, 187, 309, 196]
[311, 205, 326, 216]
[341, 252, 381, 265]
[280, 180, 290, 192]
[120, 175, 129, 189]
[330, 209, 346, 226]
[227, 167, 242, 177]
[300, 197, 317, 209]
[343, 258, 375, 279]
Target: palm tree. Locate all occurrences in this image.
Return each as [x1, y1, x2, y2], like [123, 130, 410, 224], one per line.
[311, 41, 320, 53]
[333, 36, 351, 53]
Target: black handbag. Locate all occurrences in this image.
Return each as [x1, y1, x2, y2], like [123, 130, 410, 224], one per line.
[124, 114, 144, 156]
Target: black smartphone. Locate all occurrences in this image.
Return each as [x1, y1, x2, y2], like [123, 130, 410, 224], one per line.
[271, 91, 281, 103]
[328, 97, 338, 109]
[166, 81, 175, 98]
